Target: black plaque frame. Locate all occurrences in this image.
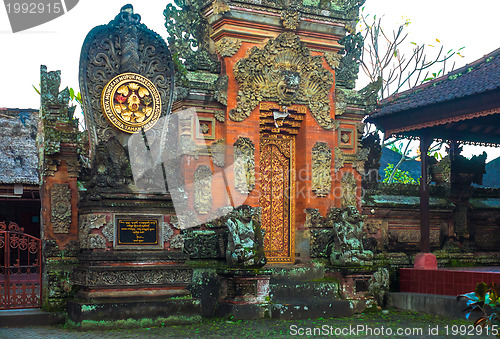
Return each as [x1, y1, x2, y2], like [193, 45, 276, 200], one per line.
[114, 215, 163, 249]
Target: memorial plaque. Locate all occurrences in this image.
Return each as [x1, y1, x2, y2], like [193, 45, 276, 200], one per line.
[117, 218, 159, 246]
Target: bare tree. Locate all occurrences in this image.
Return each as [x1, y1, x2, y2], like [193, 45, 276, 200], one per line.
[359, 13, 462, 100]
[359, 12, 463, 182]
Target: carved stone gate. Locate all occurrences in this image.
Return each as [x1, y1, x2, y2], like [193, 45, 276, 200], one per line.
[0, 222, 41, 309]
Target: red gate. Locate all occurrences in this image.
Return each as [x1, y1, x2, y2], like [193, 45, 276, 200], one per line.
[0, 221, 41, 309]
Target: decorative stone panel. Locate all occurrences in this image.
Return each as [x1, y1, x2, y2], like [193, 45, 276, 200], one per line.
[234, 137, 255, 194]
[312, 142, 332, 197]
[194, 165, 213, 214]
[341, 172, 357, 208]
[51, 183, 72, 234]
[211, 139, 226, 167]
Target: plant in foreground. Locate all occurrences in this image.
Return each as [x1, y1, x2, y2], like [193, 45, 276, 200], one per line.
[458, 282, 500, 327]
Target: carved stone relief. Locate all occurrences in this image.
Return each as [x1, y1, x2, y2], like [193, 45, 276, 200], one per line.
[183, 230, 224, 259]
[334, 147, 345, 173]
[335, 147, 369, 175]
[73, 268, 192, 287]
[169, 234, 185, 249]
[341, 172, 357, 208]
[230, 32, 335, 129]
[214, 110, 226, 123]
[365, 219, 382, 235]
[304, 208, 325, 228]
[163, 222, 174, 243]
[389, 228, 440, 244]
[194, 165, 213, 214]
[79, 213, 108, 249]
[170, 212, 198, 230]
[88, 234, 106, 249]
[233, 137, 256, 194]
[215, 37, 242, 57]
[212, 0, 230, 14]
[281, 7, 300, 30]
[51, 184, 72, 234]
[211, 139, 226, 167]
[352, 148, 369, 175]
[310, 229, 336, 258]
[324, 51, 341, 69]
[214, 75, 229, 107]
[312, 142, 332, 197]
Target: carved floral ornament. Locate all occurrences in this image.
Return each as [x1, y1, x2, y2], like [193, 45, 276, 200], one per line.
[215, 37, 242, 57]
[230, 32, 335, 129]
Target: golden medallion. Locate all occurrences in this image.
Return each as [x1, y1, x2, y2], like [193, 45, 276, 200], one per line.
[101, 73, 161, 133]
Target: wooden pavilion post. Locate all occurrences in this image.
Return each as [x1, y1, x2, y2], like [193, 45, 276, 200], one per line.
[414, 132, 437, 269]
[419, 133, 432, 253]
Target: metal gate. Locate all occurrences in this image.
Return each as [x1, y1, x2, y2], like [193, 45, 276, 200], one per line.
[0, 221, 41, 309]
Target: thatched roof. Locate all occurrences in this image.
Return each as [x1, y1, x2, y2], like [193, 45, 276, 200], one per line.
[0, 108, 39, 185]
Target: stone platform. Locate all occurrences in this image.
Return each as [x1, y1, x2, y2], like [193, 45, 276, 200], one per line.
[217, 269, 271, 320]
[66, 297, 201, 325]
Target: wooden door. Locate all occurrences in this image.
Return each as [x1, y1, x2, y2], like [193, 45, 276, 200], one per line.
[259, 137, 295, 263]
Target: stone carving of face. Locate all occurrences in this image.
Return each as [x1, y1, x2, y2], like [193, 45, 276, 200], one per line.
[277, 70, 301, 103]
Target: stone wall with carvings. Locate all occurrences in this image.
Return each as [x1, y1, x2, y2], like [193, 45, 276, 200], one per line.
[165, 0, 371, 262]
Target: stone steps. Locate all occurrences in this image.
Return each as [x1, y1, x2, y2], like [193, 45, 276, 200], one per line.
[0, 309, 64, 327]
[270, 281, 340, 299]
[268, 265, 325, 283]
[267, 265, 349, 320]
[271, 299, 352, 320]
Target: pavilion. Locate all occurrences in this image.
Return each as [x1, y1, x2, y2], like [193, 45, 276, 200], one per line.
[367, 47, 500, 264]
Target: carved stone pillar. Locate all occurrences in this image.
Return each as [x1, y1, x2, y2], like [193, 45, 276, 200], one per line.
[38, 65, 81, 311]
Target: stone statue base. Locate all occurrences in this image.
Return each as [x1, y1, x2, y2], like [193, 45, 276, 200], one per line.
[217, 269, 271, 320]
[326, 266, 388, 313]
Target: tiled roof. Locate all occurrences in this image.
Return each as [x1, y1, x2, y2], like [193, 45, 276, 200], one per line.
[0, 108, 39, 185]
[370, 47, 500, 118]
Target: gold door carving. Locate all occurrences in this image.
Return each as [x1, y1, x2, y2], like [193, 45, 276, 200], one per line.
[259, 137, 295, 263]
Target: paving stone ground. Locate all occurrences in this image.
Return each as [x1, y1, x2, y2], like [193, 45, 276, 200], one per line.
[0, 309, 493, 338]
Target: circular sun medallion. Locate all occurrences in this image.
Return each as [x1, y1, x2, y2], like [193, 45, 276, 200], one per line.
[101, 73, 162, 133]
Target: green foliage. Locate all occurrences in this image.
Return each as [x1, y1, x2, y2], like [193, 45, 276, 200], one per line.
[69, 87, 82, 105]
[382, 163, 418, 184]
[458, 282, 500, 327]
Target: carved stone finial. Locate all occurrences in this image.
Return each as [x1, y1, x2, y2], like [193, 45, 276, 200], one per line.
[336, 32, 364, 89]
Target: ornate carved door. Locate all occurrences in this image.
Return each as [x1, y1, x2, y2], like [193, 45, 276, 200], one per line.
[0, 222, 41, 309]
[259, 137, 295, 263]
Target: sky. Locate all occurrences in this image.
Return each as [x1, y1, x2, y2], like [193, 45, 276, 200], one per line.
[1, 0, 499, 158]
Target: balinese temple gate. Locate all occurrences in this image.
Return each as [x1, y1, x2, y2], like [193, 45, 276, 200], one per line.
[38, 1, 385, 324]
